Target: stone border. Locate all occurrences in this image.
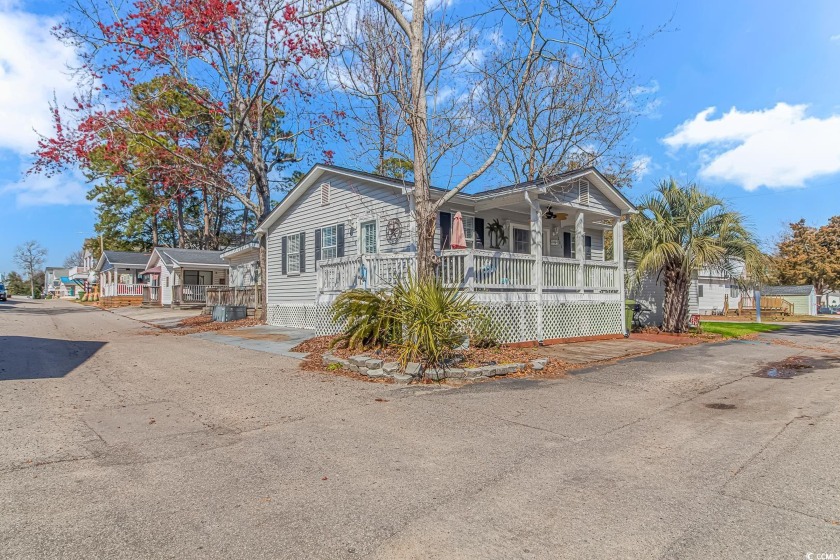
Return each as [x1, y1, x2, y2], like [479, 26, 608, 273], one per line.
[323, 353, 549, 383]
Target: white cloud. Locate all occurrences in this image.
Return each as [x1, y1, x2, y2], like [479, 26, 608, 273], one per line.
[1, 169, 90, 207]
[0, 6, 81, 155]
[632, 155, 652, 182]
[631, 80, 659, 96]
[830, 34, 840, 42]
[663, 103, 840, 190]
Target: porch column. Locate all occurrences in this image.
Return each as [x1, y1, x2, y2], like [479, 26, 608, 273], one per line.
[576, 211, 585, 292]
[613, 217, 627, 334]
[527, 191, 544, 342]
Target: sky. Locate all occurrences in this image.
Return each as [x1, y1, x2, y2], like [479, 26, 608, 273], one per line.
[1, 0, 839, 274]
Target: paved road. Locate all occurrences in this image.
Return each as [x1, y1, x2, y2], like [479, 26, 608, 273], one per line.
[1, 299, 839, 559]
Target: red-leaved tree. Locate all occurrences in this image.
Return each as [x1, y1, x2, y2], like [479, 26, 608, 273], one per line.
[32, 0, 341, 310]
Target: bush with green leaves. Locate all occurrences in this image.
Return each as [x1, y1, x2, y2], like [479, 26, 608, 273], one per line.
[392, 274, 475, 368]
[330, 289, 400, 350]
[467, 310, 501, 349]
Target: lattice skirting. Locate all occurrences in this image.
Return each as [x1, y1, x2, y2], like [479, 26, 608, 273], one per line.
[299, 299, 624, 343]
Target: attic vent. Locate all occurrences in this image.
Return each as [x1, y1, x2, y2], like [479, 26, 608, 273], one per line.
[320, 182, 331, 206]
[578, 179, 590, 206]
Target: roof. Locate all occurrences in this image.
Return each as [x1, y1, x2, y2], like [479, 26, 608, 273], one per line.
[762, 285, 815, 296]
[255, 164, 637, 234]
[221, 241, 260, 260]
[155, 248, 226, 267]
[96, 251, 151, 272]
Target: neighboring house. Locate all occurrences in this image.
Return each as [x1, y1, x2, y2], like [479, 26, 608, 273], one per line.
[631, 266, 746, 327]
[221, 241, 261, 287]
[44, 267, 70, 298]
[142, 248, 228, 308]
[760, 285, 817, 316]
[817, 291, 840, 307]
[254, 164, 637, 344]
[94, 251, 151, 306]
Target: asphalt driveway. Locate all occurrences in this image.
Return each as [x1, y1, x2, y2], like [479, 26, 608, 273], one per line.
[1, 299, 838, 559]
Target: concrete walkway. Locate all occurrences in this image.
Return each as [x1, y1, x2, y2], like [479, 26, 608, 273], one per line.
[107, 305, 202, 328]
[190, 325, 314, 359]
[537, 336, 694, 365]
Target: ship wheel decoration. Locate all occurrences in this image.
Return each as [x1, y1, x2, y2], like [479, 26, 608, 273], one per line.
[386, 217, 402, 245]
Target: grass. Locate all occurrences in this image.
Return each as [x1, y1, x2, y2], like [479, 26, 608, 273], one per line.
[700, 321, 784, 339]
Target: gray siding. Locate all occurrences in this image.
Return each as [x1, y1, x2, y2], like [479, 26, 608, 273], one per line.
[266, 173, 413, 305]
[538, 178, 621, 215]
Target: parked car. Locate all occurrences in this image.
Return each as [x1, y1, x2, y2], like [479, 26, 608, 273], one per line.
[0, 283, 7, 301]
[819, 306, 832, 314]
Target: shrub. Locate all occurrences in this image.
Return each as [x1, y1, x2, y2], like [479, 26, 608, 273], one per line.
[467, 310, 501, 349]
[331, 289, 400, 350]
[392, 274, 474, 368]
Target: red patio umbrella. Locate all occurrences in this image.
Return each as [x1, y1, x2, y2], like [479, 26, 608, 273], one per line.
[451, 211, 468, 249]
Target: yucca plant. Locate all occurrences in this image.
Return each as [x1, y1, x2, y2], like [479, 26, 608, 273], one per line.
[330, 289, 400, 350]
[392, 274, 475, 367]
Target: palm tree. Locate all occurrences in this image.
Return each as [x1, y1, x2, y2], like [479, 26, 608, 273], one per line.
[626, 179, 765, 332]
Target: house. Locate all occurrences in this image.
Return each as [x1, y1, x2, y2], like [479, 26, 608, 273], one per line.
[631, 266, 746, 326]
[44, 267, 70, 298]
[94, 251, 151, 306]
[254, 164, 637, 344]
[817, 291, 840, 308]
[141, 248, 228, 308]
[204, 241, 262, 313]
[759, 285, 817, 316]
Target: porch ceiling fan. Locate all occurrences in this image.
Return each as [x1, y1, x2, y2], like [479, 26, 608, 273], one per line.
[543, 206, 567, 221]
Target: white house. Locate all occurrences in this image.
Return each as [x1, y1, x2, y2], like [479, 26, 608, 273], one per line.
[94, 251, 151, 306]
[254, 164, 637, 344]
[760, 285, 817, 316]
[141, 248, 229, 308]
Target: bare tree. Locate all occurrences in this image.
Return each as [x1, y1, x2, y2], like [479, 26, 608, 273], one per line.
[13, 241, 48, 298]
[490, 52, 638, 186]
[63, 249, 86, 269]
[331, 0, 635, 278]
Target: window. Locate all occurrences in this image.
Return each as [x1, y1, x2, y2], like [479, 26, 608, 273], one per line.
[463, 215, 475, 245]
[730, 284, 740, 298]
[287, 234, 301, 274]
[320, 182, 330, 206]
[513, 228, 530, 254]
[584, 235, 592, 260]
[321, 225, 338, 259]
[361, 221, 377, 254]
[698, 284, 704, 298]
[184, 270, 213, 285]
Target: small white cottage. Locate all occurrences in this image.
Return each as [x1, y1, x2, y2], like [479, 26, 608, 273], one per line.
[142, 248, 228, 308]
[255, 164, 637, 344]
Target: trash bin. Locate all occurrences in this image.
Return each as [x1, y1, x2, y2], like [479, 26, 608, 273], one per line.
[624, 299, 635, 334]
[212, 305, 247, 322]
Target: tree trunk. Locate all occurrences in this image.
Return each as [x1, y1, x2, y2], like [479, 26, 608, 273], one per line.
[176, 198, 186, 248]
[29, 274, 35, 299]
[408, 0, 435, 280]
[202, 190, 211, 250]
[662, 265, 690, 333]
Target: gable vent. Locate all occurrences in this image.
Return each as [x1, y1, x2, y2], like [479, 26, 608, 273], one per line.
[320, 182, 331, 206]
[578, 179, 590, 206]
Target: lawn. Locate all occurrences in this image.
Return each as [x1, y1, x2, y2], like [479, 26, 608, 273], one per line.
[700, 321, 785, 339]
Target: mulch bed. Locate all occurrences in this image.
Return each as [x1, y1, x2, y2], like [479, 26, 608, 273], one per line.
[164, 315, 263, 335]
[292, 335, 569, 383]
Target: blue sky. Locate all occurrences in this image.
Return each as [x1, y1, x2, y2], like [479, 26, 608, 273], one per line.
[1, 0, 839, 274]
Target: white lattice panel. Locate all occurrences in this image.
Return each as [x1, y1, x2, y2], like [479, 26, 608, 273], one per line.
[315, 304, 343, 336]
[474, 302, 539, 344]
[266, 304, 318, 330]
[542, 301, 623, 339]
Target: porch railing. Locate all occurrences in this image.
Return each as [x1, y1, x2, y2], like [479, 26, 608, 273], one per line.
[174, 284, 210, 304]
[316, 250, 620, 294]
[142, 285, 161, 305]
[206, 286, 262, 308]
[102, 283, 145, 297]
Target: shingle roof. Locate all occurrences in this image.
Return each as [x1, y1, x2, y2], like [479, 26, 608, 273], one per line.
[157, 248, 226, 266]
[103, 251, 151, 267]
[762, 285, 815, 296]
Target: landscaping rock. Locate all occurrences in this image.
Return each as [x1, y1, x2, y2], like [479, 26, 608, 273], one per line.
[349, 355, 371, 367]
[465, 368, 485, 378]
[531, 358, 549, 371]
[424, 368, 445, 381]
[345, 363, 359, 373]
[405, 362, 423, 377]
[382, 362, 400, 374]
[393, 373, 413, 384]
[366, 368, 387, 379]
[445, 368, 467, 379]
[365, 358, 383, 369]
[357, 367, 368, 376]
[480, 365, 499, 377]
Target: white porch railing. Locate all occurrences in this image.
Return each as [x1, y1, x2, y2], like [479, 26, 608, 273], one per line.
[175, 284, 210, 304]
[316, 250, 620, 294]
[102, 283, 145, 297]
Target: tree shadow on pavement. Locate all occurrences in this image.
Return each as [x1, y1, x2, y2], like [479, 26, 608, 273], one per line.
[0, 300, 100, 316]
[0, 337, 107, 380]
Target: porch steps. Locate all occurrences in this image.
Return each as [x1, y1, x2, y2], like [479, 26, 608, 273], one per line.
[100, 296, 143, 309]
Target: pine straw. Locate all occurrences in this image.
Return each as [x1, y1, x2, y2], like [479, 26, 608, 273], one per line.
[154, 314, 264, 336]
[293, 335, 568, 383]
